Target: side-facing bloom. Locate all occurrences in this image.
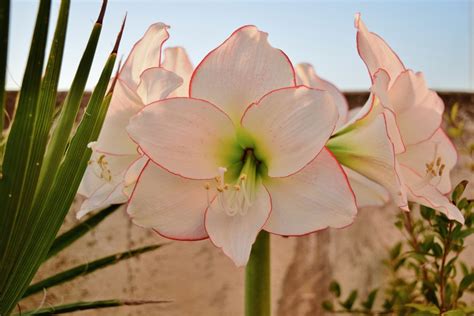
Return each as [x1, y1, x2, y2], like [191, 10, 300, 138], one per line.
[126, 26, 358, 266]
[296, 64, 395, 208]
[326, 14, 463, 222]
[78, 23, 193, 218]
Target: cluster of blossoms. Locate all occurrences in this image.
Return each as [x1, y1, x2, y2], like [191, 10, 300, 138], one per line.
[78, 15, 463, 266]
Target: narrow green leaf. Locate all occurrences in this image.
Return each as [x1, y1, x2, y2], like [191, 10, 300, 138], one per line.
[341, 290, 358, 310]
[444, 310, 466, 316]
[15, 299, 169, 315]
[420, 205, 435, 221]
[329, 280, 341, 298]
[321, 300, 334, 312]
[0, 0, 9, 139]
[0, 1, 52, 314]
[461, 306, 474, 314]
[405, 303, 440, 314]
[36, 0, 107, 202]
[361, 289, 378, 311]
[457, 198, 469, 211]
[452, 180, 468, 204]
[24, 244, 162, 298]
[4, 55, 117, 313]
[390, 242, 402, 260]
[458, 273, 474, 294]
[14, 0, 70, 268]
[0, 15, 124, 314]
[46, 204, 122, 260]
[432, 242, 443, 258]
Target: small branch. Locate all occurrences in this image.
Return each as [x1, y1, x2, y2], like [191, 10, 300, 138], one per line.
[403, 212, 429, 283]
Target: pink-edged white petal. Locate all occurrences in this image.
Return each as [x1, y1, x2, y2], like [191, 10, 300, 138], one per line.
[190, 25, 295, 122]
[127, 161, 209, 240]
[263, 148, 356, 236]
[344, 166, 390, 207]
[241, 86, 338, 178]
[355, 13, 405, 83]
[382, 108, 406, 154]
[388, 70, 444, 145]
[295, 63, 349, 129]
[347, 107, 363, 122]
[369, 69, 406, 153]
[77, 182, 126, 219]
[123, 155, 149, 197]
[136, 67, 183, 105]
[398, 129, 457, 195]
[336, 68, 389, 130]
[127, 97, 236, 180]
[328, 113, 407, 208]
[120, 23, 169, 89]
[77, 152, 137, 218]
[401, 166, 464, 224]
[94, 80, 144, 155]
[205, 183, 271, 266]
[162, 47, 194, 97]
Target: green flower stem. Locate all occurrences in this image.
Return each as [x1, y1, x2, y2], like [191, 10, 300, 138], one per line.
[245, 230, 271, 316]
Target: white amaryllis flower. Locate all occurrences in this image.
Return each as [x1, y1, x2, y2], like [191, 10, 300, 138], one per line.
[126, 26, 358, 266]
[77, 23, 194, 218]
[325, 14, 463, 223]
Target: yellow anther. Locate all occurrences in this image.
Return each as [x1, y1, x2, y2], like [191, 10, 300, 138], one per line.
[234, 184, 241, 191]
[439, 164, 445, 176]
[214, 176, 220, 183]
[436, 157, 441, 166]
[240, 174, 247, 181]
[223, 184, 229, 190]
[217, 187, 224, 193]
[204, 183, 211, 190]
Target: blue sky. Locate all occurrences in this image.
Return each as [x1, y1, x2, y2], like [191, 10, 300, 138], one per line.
[6, 0, 474, 92]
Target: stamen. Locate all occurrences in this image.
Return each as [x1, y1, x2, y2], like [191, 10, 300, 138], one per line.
[89, 154, 112, 182]
[416, 142, 446, 190]
[439, 164, 445, 176]
[203, 152, 259, 217]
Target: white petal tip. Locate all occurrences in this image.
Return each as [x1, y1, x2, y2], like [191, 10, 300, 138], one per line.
[76, 209, 88, 219]
[354, 13, 361, 28]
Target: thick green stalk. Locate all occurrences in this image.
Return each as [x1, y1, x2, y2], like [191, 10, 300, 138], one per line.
[245, 230, 271, 316]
